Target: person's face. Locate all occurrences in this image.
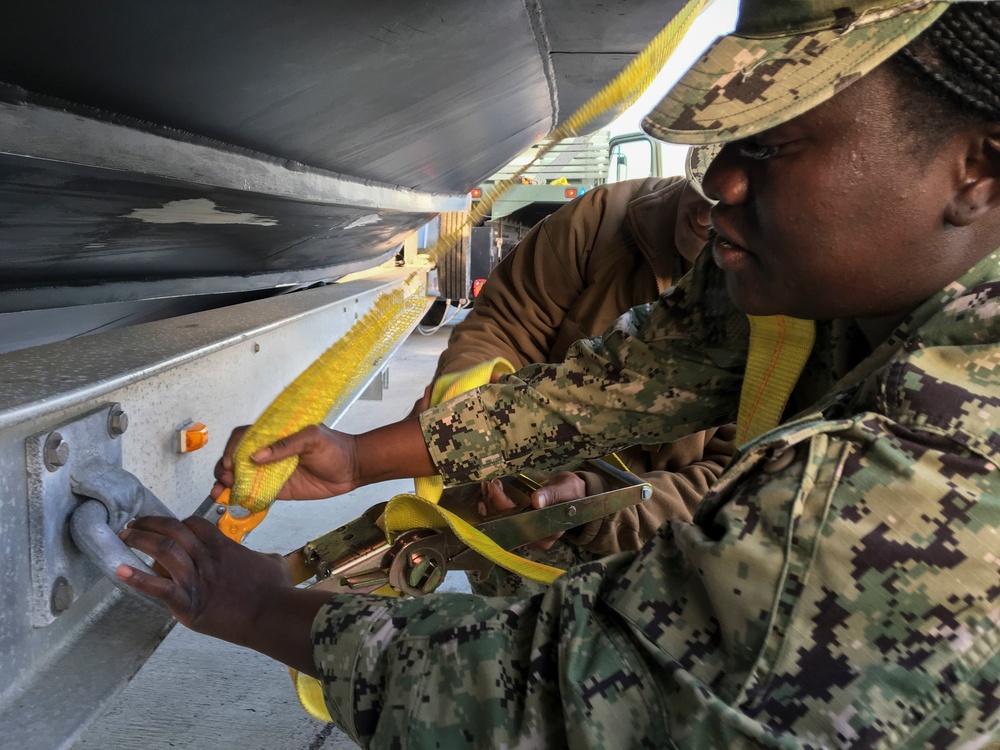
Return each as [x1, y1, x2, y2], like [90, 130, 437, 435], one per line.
[673, 182, 713, 264]
[702, 65, 971, 324]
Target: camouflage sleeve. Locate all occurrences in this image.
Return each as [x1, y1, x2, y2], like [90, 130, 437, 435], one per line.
[311, 553, 677, 749]
[418, 253, 750, 484]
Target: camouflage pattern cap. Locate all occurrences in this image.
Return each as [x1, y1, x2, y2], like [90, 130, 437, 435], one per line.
[684, 143, 722, 199]
[643, 0, 953, 144]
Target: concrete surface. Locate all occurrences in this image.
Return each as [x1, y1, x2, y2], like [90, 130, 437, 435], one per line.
[76, 324, 470, 750]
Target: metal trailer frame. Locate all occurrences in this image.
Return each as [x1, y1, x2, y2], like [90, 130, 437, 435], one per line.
[0, 268, 429, 749]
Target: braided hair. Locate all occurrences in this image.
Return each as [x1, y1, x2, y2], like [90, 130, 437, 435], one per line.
[887, 3, 1000, 146]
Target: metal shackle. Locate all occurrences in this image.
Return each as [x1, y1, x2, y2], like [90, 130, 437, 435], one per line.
[69, 459, 175, 608]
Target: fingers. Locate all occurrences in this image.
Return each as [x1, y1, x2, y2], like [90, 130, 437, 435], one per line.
[212, 425, 249, 496]
[532, 471, 586, 509]
[479, 478, 517, 516]
[117, 517, 203, 614]
[116, 563, 191, 613]
[181, 515, 233, 545]
[526, 473, 583, 549]
[211, 424, 312, 499]
[120, 516, 204, 573]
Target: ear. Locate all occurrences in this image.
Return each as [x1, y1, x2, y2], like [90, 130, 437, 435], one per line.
[946, 126, 1000, 227]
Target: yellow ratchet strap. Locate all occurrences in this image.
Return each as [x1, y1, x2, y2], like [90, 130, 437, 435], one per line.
[388, 357, 565, 584]
[736, 315, 816, 444]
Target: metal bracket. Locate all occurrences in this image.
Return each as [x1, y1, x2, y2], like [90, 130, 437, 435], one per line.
[24, 403, 166, 625]
[27, 405, 121, 626]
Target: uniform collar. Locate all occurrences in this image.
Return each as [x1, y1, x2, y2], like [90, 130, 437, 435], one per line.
[624, 178, 687, 293]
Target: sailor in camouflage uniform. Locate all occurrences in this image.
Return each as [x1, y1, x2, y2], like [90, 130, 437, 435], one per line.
[124, 1, 1000, 747]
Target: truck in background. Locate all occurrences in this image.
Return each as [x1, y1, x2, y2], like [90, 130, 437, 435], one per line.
[419, 127, 684, 324]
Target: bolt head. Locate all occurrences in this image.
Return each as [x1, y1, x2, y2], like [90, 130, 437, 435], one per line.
[107, 404, 129, 438]
[43, 432, 69, 471]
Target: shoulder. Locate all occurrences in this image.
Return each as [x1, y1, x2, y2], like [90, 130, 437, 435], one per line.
[881, 278, 1000, 463]
[588, 176, 685, 211]
[546, 176, 684, 225]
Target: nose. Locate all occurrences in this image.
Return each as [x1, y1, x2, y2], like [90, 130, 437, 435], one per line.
[702, 145, 749, 206]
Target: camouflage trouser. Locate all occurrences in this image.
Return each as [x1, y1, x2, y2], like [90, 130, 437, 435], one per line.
[466, 539, 600, 597]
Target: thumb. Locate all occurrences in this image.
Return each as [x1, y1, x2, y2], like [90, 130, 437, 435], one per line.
[250, 432, 306, 464]
[532, 472, 586, 509]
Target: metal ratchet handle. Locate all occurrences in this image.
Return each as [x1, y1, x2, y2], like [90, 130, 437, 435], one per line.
[454, 459, 653, 559]
[582, 458, 652, 492]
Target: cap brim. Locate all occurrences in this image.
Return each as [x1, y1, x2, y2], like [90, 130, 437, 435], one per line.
[643, 3, 947, 145]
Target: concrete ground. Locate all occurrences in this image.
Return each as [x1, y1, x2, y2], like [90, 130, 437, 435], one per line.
[77, 323, 471, 750]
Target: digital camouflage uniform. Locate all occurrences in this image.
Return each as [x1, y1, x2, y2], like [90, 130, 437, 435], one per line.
[310, 1, 1000, 746]
[433, 176, 735, 596]
[314, 249, 1000, 748]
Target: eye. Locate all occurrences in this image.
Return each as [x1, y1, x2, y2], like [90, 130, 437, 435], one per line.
[735, 138, 780, 161]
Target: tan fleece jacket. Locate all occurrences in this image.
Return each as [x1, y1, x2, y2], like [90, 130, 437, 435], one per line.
[436, 176, 736, 556]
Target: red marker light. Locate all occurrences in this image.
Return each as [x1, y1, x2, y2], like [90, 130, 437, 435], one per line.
[564, 188, 578, 199]
[470, 188, 483, 199]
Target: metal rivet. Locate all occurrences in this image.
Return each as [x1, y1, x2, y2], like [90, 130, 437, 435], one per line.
[107, 403, 129, 438]
[51, 576, 74, 613]
[566, 505, 577, 517]
[43, 432, 69, 471]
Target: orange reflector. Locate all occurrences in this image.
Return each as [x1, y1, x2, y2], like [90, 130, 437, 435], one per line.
[177, 422, 209, 453]
[470, 188, 483, 199]
[564, 188, 578, 199]
[472, 279, 487, 297]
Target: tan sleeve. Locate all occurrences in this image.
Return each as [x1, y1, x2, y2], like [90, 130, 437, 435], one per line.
[433, 198, 600, 379]
[569, 424, 738, 556]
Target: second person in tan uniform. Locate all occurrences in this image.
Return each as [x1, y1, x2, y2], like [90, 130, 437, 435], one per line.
[428, 149, 735, 595]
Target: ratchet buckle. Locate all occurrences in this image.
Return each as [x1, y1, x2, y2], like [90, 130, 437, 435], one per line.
[282, 459, 652, 596]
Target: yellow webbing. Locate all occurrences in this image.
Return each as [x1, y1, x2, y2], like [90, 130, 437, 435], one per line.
[231, 287, 431, 512]
[736, 315, 817, 444]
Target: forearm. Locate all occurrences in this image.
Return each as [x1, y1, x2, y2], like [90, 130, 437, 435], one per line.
[355, 417, 436, 485]
[239, 587, 336, 676]
[312, 554, 647, 748]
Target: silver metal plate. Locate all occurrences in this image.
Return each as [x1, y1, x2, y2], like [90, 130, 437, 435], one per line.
[26, 404, 122, 627]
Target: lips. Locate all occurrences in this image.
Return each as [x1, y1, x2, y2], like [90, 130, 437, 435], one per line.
[710, 222, 754, 273]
